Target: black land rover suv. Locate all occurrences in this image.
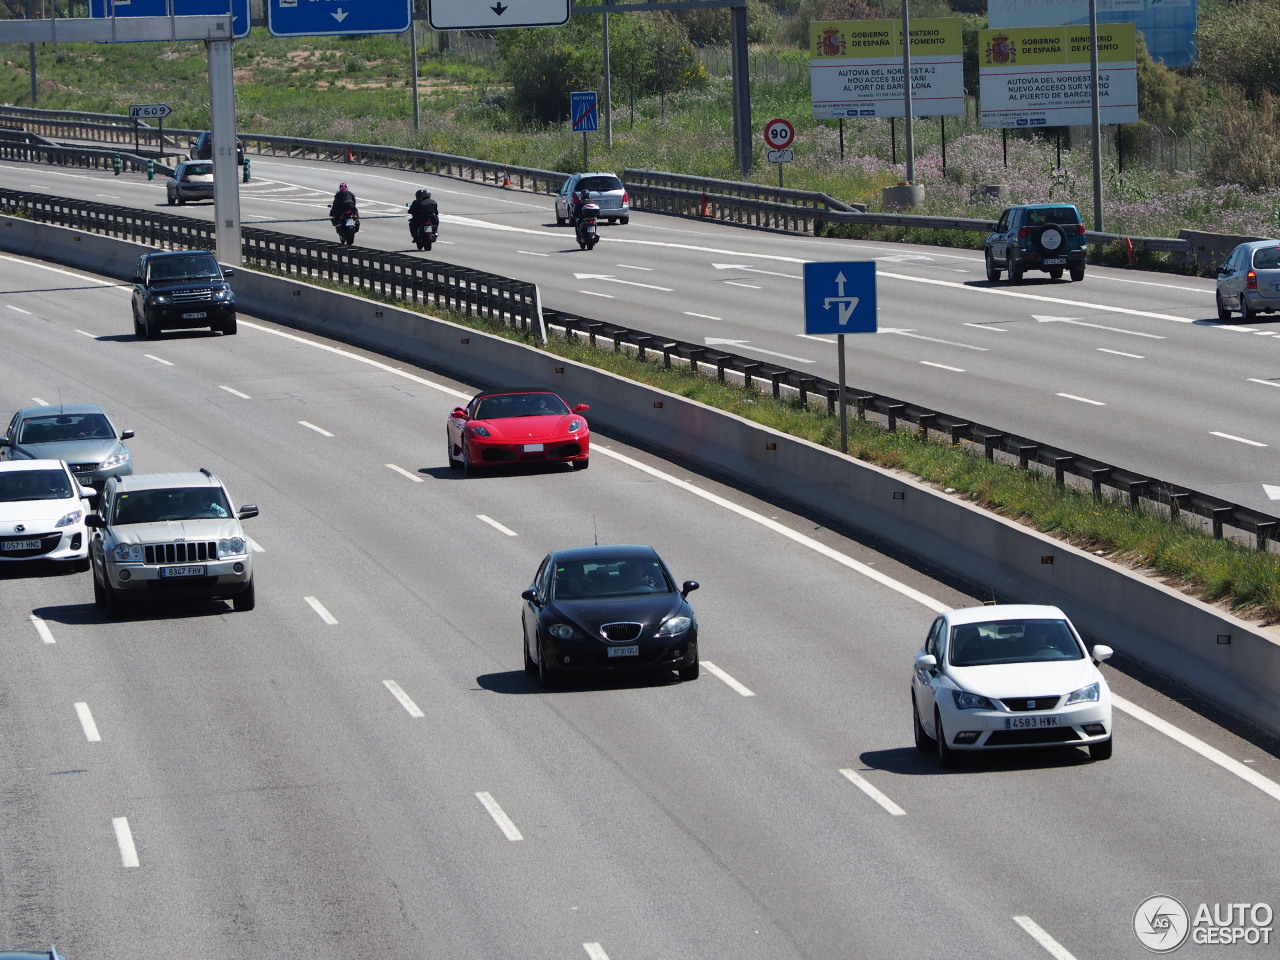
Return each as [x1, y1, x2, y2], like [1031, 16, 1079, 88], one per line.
[131, 249, 236, 339]
[984, 203, 1087, 284]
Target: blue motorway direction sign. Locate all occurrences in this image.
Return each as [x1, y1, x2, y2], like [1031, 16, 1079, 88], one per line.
[803, 261, 877, 334]
[89, 0, 251, 38]
[268, 0, 410, 37]
[571, 91, 599, 133]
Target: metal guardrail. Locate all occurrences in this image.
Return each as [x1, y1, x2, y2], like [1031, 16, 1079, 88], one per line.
[0, 185, 1271, 548]
[0, 128, 175, 177]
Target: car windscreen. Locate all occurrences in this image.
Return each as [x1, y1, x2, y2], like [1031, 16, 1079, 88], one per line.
[474, 393, 569, 419]
[554, 557, 672, 599]
[1253, 247, 1280, 270]
[112, 487, 231, 524]
[19, 413, 114, 444]
[186, 163, 213, 177]
[1025, 207, 1081, 226]
[0, 468, 72, 502]
[948, 619, 1083, 667]
[578, 176, 623, 193]
[148, 255, 221, 283]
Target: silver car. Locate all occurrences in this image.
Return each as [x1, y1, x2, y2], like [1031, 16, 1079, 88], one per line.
[1216, 239, 1280, 322]
[166, 160, 214, 205]
[555, 172, 629, 226]
[1, 404, 133, 494]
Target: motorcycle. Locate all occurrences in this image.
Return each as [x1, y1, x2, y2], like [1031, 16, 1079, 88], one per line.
[334, 210, 359, 246]
[411, 217, 438, 252]
[574, 201, 600, 251]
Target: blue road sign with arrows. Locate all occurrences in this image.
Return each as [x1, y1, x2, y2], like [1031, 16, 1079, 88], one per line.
[571, 91, 599, 133]
[89, 0, 251, 38]
[803, 261, 877, 334]
[267, 0, 410, 37]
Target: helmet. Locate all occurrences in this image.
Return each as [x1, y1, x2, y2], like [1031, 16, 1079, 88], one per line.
[579, 189, 590, 199]
[339, 182, 347, 191]
[416, 188, 430, 200]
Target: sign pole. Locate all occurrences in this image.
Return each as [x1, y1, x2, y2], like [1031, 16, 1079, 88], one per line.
[582, 130, 588, 172]
[158, 119, 164, 158]
[133, 119, 139, 155]
[838, 334, 847, 454]
[779, 161, 783, 190]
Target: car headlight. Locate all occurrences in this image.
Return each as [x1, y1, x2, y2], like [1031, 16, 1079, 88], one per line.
[547, 623, 574, 639]
[55, 509, 84, 528]
[217, 536, 247, 558]
[213, 287, 232, 302]
[568, 419, 584, 433]
[952, 690, 996, 711]
[469, 425, 491, 438]
[100, 451, 130, 470]
[1066, 682, 1101, 705]
[151, 294, 171, 305]
[655, 616, 691, 637]
[113, 543, 144, 562]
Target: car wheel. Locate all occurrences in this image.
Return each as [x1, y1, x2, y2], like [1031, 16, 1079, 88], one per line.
[446, 430, 462, 470]
[93, 568, 107, 608]
[1008, 263, 1024, 284]
[556, 215, 566, 226]
[167, 192, 176, 206]
[1242, 298, 1258, 323]
[1216, 291, 1232, 321]
[1069, 265, 1085, 282]
[913, 694, 933, 751]
[232, 577, 255, 612]
[177, 194, 186, 205]
[145, 315, 160, 341]
[984, 250, 1000, 282]
[537, 638, 558, 690]
[935, 708, 959, 768]
[462, 444, 477, 478]
[620, 216, 629, 225]
[100, 575, 124, 619]
[70, 557, 91, 574]
[1049, 268, 1064, 280]
[572, 457, 589, 471]
[678, 651, 699, 681]
[1089, 735, 1113, 761]
[524, 634, 537, 675]
[221, 316, 237, 336]
[132, 306, 143, 337]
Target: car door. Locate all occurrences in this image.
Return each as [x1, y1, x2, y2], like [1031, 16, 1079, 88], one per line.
[555, 176, 576, 220]
[131, 255, 148, 317]
[912, 616, 947, 736]
[0, 413, 18, 461]
[1219, 246, 1243, 305]
[523, 555, 552, 661]
[990, 208, 1013, 263]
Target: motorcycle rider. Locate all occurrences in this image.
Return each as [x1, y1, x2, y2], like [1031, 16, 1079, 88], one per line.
[408, 188, 439, 240]
[330, 182, 358, 225]
[572, 189, 595, 245]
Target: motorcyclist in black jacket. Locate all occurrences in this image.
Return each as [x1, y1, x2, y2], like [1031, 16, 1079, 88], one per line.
[572, 189, 592, 227]
[408, 188, 439, 239]
[330, 182, 357, 224]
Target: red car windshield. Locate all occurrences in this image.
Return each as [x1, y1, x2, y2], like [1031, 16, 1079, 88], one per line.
[474, 393, 570, 419]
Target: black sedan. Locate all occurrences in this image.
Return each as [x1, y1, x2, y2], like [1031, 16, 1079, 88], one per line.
[521, 544, 699, 689]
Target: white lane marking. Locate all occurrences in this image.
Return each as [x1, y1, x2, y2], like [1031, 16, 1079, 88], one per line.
[31, 397, 47, 405]
[711, 262, 802, 280]
[702, 660, 755, 697]
[518, 250, 550, 257]
[616, 263, 653, 271]
[75, 702, 101, 742]
[724, 281, 762, 289]
[1113, 694, 1280, 802]
[880, 328, 989, 352]
[1014, 917, 1078, 960]
[573, 272, 674, 292]
[1056, 393, 1106, 406]
[248, 537, 265, 553]
[685, 311, 721, 321]
[144, 354, 173, 366]
[1217, 325, 1258, 333]
[113, 817, 140, 868]
[386, 463, 424, 483]
[798, 334, 836, 343]
[219, 385, 251, 399]
[1210, 431, 1267, 447]
[475, 791, 524, 841]
[76, 329, 96, 338]
[7, 304, 32, 314]
[299, 420, 333, 437]
[0, 256, 125, 296]
[583, 945, 610, 960]
[920, 361, 965, 373]
[477, 514, 517, 536]
[580, 290, 616, 299]
[839, 768, 906, 816]
[1247, 378, 1280, 389]
[963, 322, 1007, 332]
[594, 447, 950, 614]
[1033, 315, 1166, 339]
[95, 194, 119, 199]
[29, 614, 55, 645]
[382, 679, 425, 718]
[704, 338, 815, 364]
[1098, 348, 1144, 359]
[304, 596, 338, 624]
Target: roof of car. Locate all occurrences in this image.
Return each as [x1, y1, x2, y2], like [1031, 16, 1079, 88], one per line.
[945, 603, 1068, 626]
[0, 459, 70, 473]
[109, 470, 223, 492]
[1239, 239, 1280, 250]
[551, 544, 661, 564]
[143, 249, 218, 261]
[472, 387, 561, 400]
[15, 403, 107, 418]
[0, 950, 67, 960]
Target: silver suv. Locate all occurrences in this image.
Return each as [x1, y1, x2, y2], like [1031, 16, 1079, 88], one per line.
[86, 468, 257, 617]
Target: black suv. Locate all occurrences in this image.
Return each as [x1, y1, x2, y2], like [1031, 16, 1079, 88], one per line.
[191, 130, 244, 165]
[984, 203, 1087, 283]
[131, 249, 236, 339]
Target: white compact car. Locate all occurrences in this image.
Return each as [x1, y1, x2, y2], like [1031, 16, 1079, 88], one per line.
[910, 604, 1113, 766]
[0, 459, 95, 571]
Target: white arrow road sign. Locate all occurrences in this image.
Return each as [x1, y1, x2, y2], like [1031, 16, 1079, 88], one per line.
[429, 0, 570, 29]
[704, 338, 815, 364]
[1033, 315, 1166, 339]
[878, 328, 990, 351]
[331, 8, 347, 20]
[574, 273, 673, 292]
[712, 263, 802, 280]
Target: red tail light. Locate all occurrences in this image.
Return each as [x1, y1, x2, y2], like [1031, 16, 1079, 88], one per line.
[571, 191, 579, 204]
[1018, 227, 1028, 238]
[180, 176, 191, 182]
[1248, 270, 1258, 290]
[1076, 224, 1086, 235]
[622, 189, 629, 204]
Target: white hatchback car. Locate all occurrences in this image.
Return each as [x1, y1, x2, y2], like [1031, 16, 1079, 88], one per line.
[910, 604, 1113, 766]
[0, 459, 95, 571]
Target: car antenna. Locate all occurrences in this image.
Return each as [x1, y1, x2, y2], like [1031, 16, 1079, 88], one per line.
[593, 515, 599, 546]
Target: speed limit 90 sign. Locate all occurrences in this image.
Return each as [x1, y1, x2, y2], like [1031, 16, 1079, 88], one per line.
[764, 118, 794, 149]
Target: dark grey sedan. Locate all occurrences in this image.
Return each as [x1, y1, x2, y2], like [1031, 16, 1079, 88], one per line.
[166, 160, 214, 205]
[1216, 239, 1280, 322]
[0, 403, 133, 493]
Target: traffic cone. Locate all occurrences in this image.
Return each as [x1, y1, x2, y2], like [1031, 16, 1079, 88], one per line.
[700, 191, 709, 218]
[502, 165, 510, 188]
[345, 143, 354, 163]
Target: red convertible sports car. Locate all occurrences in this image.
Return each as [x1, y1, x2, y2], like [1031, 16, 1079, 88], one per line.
[447, 388, 590, 475]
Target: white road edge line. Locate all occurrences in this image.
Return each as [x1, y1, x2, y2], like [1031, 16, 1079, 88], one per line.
[6, 304, 32, 314]
[701, 660, 755, 697]
[583, 944, 610, 960]
[382, 680, 425, 718]
[1098, 348, 1144, 359]
[580, 290, 615, 299]
[1056, 393, 1106, 406]
[920, 361, 965, 373]
[517, 250, 549, 257]
[219, 385, 251, 398]
[76, 329, 95, 338]
[1210, 431, 1267, 448]
[477, 514, 518, 536]
[29, 614, 55, 645]
[839, 768, 906, 816]
[386, 463, 424, 483]
[797, 334, 835, 343]
[475, 791, 524, 841]
[1014, 916, 1079, 960]
[299, 420, 333, 437]
[963, 322, 1007, 332]
[113, 816, 140, 868]
[685, 312, 722, 321]
[75, 702, 102, 742]
[304, 596, 338, 625]
[1247, 378, 1280, 389]
[144, 354, 173, 366]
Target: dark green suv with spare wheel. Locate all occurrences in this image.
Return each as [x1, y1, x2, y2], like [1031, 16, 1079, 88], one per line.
[984, 203, 1087, 284]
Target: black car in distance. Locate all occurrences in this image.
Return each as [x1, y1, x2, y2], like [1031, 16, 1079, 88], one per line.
[522, 544, 699, 689]
[131, 249, 236, 339]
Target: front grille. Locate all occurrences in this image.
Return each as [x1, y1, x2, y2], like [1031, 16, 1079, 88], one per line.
[601, 622, 642, 642]
[0, 533, 60, 558]
[172, 289, 214, 304]
[985, 727, 1082, 746]
[550, 443, 583, 458]
[68, 461, 98, 473]
[1000, 696, 1061, 712]
[144, 541, 217, 564]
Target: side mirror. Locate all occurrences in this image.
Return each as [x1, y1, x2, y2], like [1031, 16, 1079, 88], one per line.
[0, 437, 9, 448]
[132, 274, 143, 284]
[573, 403, 590, 414]
[1091, 644, 1113, 663]
[78, 482, 97, 499]
[85, 514, 104, 529]
[521, 588, 540, 605]
[451, 407, 468, 420]
[681, 580, 699, 598]
[120, 429, 135, 441]
[222, 268, 235, 279]
[915, 653, 938, 672]
[238, 505, 259, 520]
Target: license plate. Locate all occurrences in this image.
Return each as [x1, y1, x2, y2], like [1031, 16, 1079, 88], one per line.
[76, 474, 94, 486]
[523, 443, 544, 452]
[608, 646, 639, 657]
[1005, 715, 1060, 729]
[181, 311, 207, 320]
[1042, 258, 1067, 266]
[160, 565, 206, 578]
[2, 539, 42, 551]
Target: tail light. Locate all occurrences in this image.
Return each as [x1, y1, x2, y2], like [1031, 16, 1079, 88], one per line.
[1018, 227, 1028, 238]
[622, 189, 629, 204]
[1076, 224, 1086, 235]
[571, 191, 579, 204]
[180, 176, 191, 182]
[1248, 270, 1258, 290]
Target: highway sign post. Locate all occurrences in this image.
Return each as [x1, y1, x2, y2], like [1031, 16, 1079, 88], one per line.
[763, 118, 794, 188]
[571, 90, 598, 172]
[267, 0, 410, 37]
[804, 261, 877, 452]
[428, 0, 570, 29]
[129, 103, 172, 157]
[89, 0, 251, 38]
